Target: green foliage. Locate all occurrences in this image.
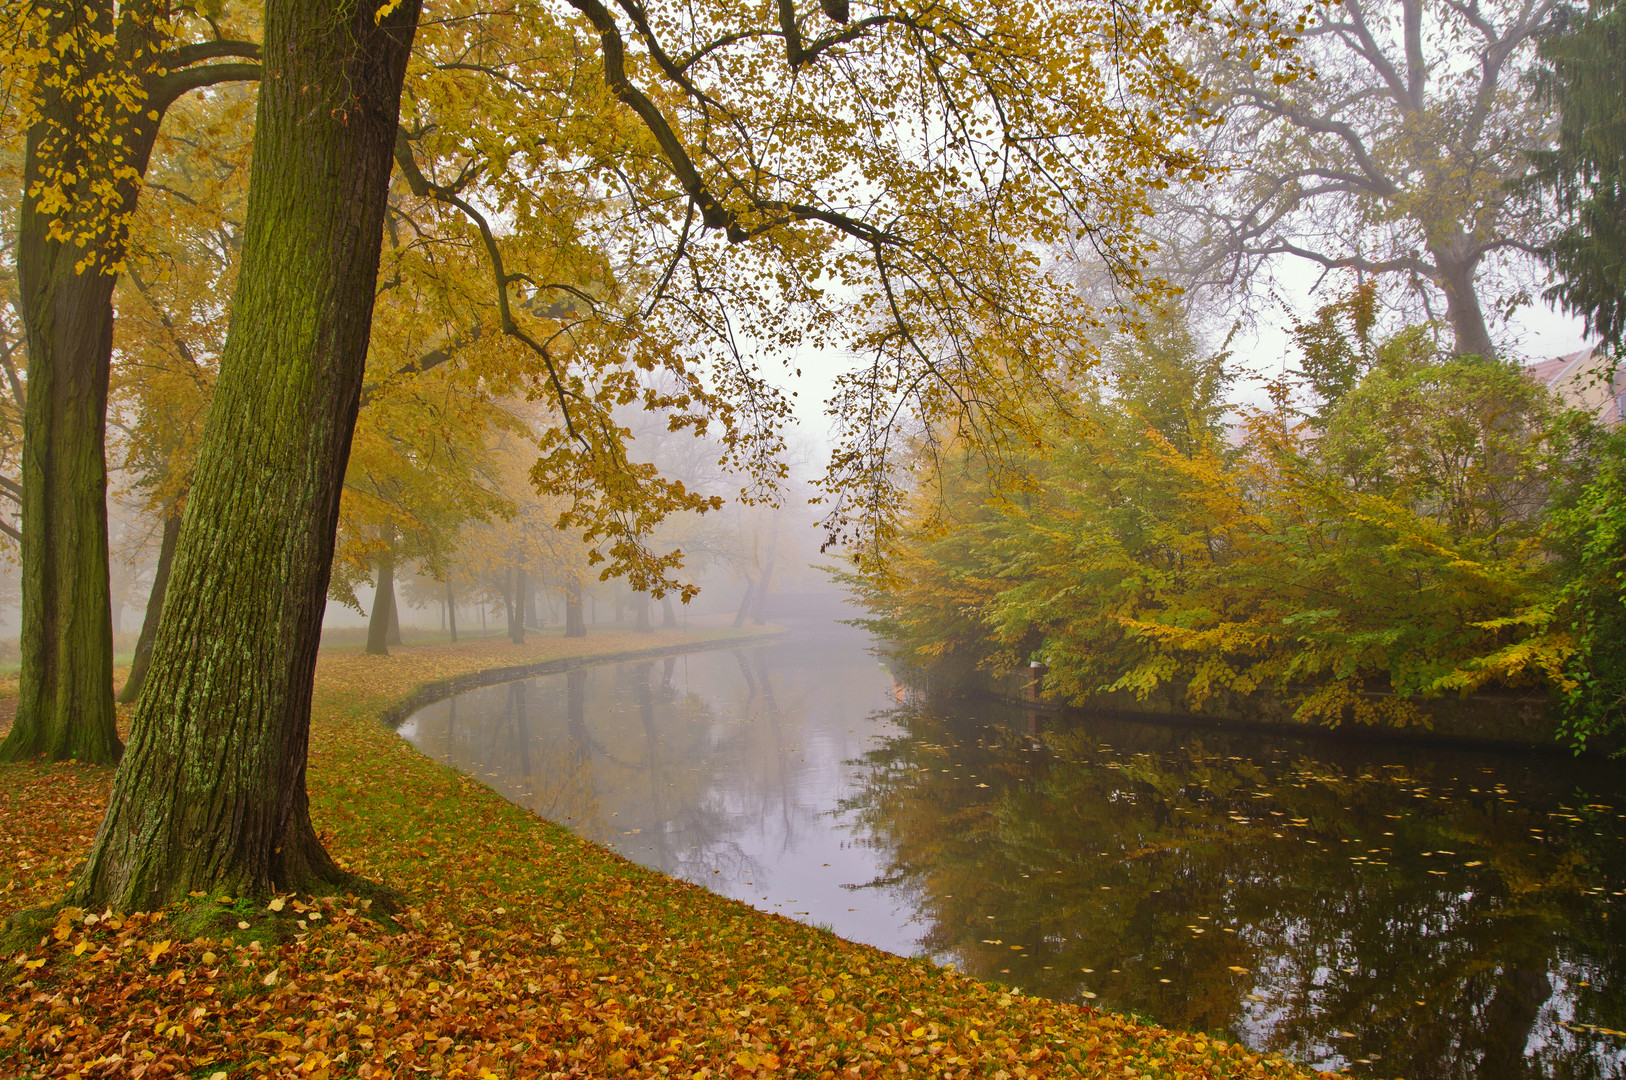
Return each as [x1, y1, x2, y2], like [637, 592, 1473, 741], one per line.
[1535, 0, 1626, 349]
[1318, 336, 1564, 546]
[1548, 426, 1626, 749]
[863, 311, 1594, 734]
[1288, 282, 1377, 419]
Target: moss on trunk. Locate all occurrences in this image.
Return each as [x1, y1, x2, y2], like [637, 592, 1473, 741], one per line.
[73, 0, 421, 911]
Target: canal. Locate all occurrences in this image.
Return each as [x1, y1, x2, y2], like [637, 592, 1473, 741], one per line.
[397, 622, 1626, 1078]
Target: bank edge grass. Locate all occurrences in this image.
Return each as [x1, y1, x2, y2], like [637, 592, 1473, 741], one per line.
[0, 629, 1329, 1080]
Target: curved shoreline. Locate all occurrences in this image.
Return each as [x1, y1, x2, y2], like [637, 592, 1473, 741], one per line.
[376, 628, 787, 730]
[3, 624, 1325, 1080]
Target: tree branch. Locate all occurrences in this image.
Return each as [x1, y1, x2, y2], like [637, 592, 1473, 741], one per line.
[152, 62, 261, 111]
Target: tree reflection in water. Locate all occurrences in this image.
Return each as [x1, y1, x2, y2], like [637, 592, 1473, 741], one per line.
[398, 630, 1626, 1080]
[842, 694, 1626, 1078]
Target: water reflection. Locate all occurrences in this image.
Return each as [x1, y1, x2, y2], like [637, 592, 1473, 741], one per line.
[399, 626, 1626, 1079]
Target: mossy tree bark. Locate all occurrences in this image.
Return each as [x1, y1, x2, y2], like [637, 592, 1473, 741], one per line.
[117, 502, 182, 705]
[73, 0, 419, 911]
[1, 2, 258, 765]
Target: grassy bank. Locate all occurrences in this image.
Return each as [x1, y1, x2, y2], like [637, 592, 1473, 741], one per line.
[1, 628, 1324, 1080]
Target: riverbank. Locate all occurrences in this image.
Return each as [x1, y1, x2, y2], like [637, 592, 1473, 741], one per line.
[974, 667, 1588, 754]
[2, 628, 1322, 1080]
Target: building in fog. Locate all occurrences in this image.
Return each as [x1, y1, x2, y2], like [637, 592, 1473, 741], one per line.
[1528, 347, 1625, 427]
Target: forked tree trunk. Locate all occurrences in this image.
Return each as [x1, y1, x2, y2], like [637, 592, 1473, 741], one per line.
[662, 595, 677, 628]
[565, 579, 587, 638]
[4, 1, 254, 764]
[1, 4, 132, 764]
[635, 592, 651, 631]
[366, 550, 395, 656]
[117, 503, 182, 705]
[73, 0, 420, 911]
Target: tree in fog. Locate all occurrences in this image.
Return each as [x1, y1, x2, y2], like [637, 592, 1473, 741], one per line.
[1169, 0, 1560, 356]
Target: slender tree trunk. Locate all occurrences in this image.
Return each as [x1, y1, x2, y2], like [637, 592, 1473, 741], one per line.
[387, 574, 402, 646]
[73, 0, 420, 911]
[752, 514, 779, 626]
[525, 580, 539, 629]
[752, 563, 775, 625]
[565, 578, 587, 638]
[662, 595, 677, 628]
[117, 503, 182, 705]
[366, 549, 395, 656]
[446, 579, 457, 643]
[732, 579, 754, 628]
[508, 566, 526, 644]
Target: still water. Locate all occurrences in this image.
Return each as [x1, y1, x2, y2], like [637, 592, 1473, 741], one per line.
[398, 624, 1626, 1079]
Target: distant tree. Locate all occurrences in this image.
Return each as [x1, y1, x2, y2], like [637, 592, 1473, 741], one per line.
[1172, 0, 1560, 357]
[1533, 0, 1626, 351]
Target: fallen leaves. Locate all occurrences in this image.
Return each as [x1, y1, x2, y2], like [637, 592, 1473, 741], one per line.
[2, 632, 1317, 1080]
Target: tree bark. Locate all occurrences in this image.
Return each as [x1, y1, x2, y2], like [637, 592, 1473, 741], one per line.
[1434, 247, 1496, 358]
[117, 503, 182, 705]
[73, 0, 420, 911]
[732, 579, 754, 628]
[366, 549, 395, 656]
[1, 3, 132, 764]
[446, 579, 458, 642]
[565, 578, 587, 637]
[508, 566, 526, 644]
[387, 573, 403, 646]
[635, 591, 652, 631]
[4, 2, 256, 763]
[662, 595, 678, 628]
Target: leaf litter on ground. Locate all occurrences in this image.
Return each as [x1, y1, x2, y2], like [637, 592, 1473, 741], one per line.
[2, 629, 1332, 1079]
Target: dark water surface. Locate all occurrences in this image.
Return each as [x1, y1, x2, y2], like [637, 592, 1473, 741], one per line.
[399, 624, 1626, 1079]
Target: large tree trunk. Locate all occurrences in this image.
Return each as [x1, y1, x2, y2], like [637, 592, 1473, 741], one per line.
[73, 0, 420, 911]
[2, 1, 253, 763]
[366, 549, 395, 656]
[662, 595, 678, 628]
[117, 503, 182, 705]
[565, 578, 587, 638]
[1433, 242, 1496, 358]
[635, 591, 651, 631]
[0, 4, 136, 764]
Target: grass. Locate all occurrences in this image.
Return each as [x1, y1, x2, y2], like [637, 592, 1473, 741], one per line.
[0, 626, 1328, 1080]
